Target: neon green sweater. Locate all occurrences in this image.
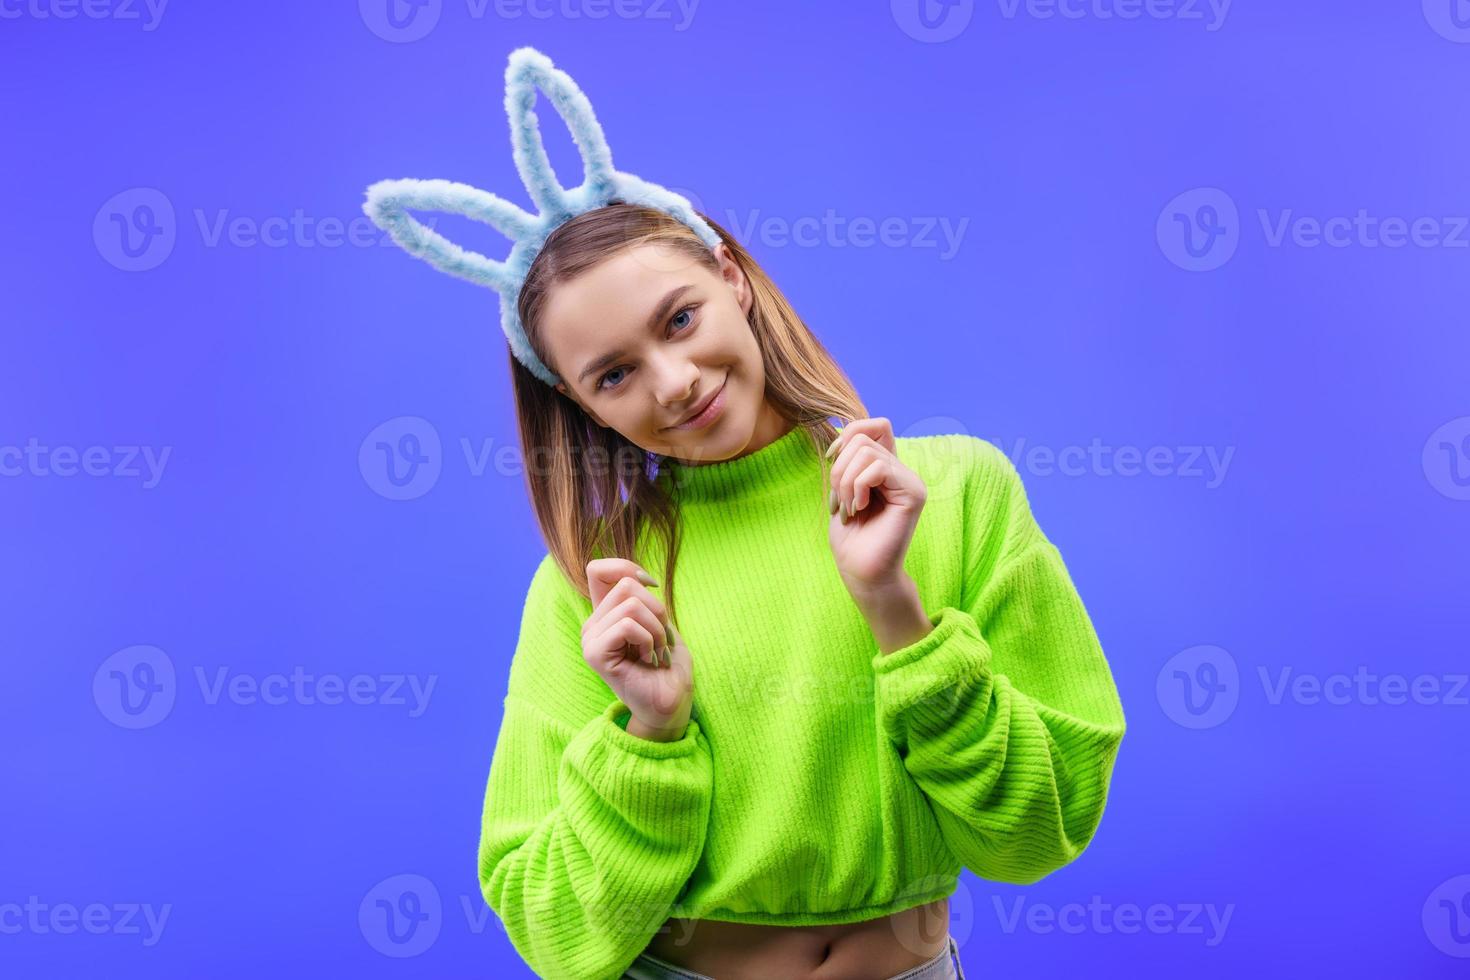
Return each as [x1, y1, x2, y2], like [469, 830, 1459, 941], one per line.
[478, 425, 1127, 979]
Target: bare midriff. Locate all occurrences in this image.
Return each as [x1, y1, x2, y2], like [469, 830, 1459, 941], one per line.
[638, 897, 950, 980]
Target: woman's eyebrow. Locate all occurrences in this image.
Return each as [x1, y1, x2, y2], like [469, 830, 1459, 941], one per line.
[576, 284, 695, 383]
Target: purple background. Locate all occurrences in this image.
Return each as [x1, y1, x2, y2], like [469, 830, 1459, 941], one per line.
[4, 0, 1469, 975]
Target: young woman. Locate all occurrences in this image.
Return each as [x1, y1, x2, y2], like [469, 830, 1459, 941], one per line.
[365, 48, 1127, 980]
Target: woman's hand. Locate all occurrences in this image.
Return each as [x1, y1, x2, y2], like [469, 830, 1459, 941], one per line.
[582, 558, 693, 741]
[826, 417, 929, 600]
[826, 419, 936, 653]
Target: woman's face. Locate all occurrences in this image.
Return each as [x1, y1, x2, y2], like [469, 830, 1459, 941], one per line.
[544, 241, 785, 465]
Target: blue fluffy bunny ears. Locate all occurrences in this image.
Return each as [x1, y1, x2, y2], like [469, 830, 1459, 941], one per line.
[361, 46, 722, 388]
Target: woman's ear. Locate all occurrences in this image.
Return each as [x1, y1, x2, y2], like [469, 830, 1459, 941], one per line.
[714, 243, 753, 317]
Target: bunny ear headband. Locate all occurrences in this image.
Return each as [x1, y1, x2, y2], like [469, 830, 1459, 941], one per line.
[362, 46, 722, 388]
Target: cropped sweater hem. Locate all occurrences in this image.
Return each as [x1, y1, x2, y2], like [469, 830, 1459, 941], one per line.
[668, 881, 960, 927]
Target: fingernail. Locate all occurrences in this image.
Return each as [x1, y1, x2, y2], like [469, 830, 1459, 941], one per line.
[637, 569, 659, 587]
[840, 504, 849, 524]
[824, 438, 841, 459]
[828, 488, 838, 514]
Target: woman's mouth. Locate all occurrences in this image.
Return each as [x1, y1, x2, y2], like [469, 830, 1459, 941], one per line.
[667, 378, 727, 431]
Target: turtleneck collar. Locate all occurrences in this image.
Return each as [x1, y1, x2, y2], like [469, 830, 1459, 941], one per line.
[657, 423, 824, 504]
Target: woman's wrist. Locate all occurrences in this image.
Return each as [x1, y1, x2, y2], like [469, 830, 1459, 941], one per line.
[625, 713, 688, 742]
[852, 573, 934, 655]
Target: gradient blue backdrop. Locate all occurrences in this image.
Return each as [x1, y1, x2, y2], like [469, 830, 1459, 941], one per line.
[3, 1, 1467, 976]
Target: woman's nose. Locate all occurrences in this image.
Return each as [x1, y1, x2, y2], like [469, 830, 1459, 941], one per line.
[654, 359, 699, 405]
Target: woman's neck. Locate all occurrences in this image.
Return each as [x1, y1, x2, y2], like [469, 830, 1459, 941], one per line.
[677, 400, 794, 467]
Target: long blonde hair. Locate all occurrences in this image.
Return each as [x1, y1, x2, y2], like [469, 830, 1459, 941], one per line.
[511, 203, 866, 627]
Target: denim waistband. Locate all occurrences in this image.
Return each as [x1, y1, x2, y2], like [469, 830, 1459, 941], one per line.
[623, 934, 966, 980]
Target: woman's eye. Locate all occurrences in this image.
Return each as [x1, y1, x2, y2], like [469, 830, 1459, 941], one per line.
[596, 306, 698, 391]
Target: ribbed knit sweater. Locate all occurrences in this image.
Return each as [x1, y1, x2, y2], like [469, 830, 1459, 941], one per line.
[478, 425, 1127, 980]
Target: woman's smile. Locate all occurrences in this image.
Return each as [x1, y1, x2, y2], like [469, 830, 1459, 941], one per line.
[664, 375, 727, 431]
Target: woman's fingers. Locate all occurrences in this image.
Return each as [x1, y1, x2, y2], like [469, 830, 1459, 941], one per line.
[586, 557, 659, 610]
[584, 589, 671, 670]
[600, 616, 658, 669]
[607, 595, 669, 663]
[824, 416, 896, 462]
[584, 562, 669, 643]
[852, 456, 890, 513]
[829, 437, 885, 521]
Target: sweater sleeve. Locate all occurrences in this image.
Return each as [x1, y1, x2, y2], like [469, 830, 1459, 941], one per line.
[872, 438, 1127, 885]
[477, 556, 714, 980]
